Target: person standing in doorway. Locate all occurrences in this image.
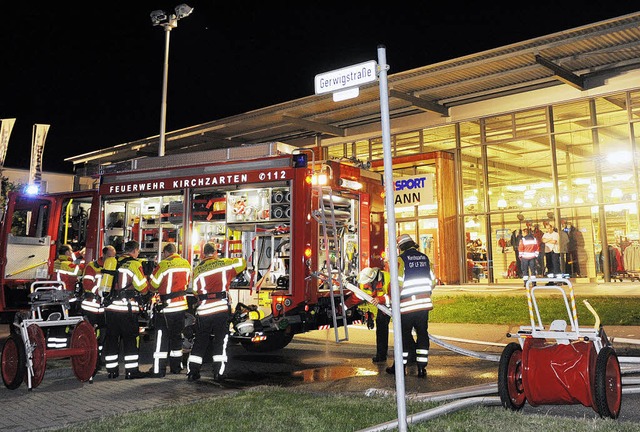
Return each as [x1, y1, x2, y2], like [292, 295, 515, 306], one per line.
[148, 243, 191, 378]
[357, 267, 391, 364]
[518, 228, 539, 287]
[386, 234, 433, 378]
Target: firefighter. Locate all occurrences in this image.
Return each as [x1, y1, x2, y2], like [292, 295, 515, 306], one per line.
[187, 243, 246, 382]
[47, 244, 85, 349]
[53, 244, 84, 293]
[81, 245, 117, 365]
[386, 234, 433, 378]
[357, 267, 391, 363]
[103, 240, 150, 379]
[148, 243, 191, 378]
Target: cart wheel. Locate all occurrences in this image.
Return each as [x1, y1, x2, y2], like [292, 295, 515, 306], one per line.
[594, 346, 622, 419]
[498, 342, 526, 410]
[27, 324, 47, 389]
[1, 333, 26, 389]
[70, 320, 98, 382]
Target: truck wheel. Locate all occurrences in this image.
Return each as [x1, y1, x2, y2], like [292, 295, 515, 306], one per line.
[594, 346, 622, 419]
[241, 332, 294, 353]
[27, 324, 47, 389]
[498, 342, 526, 410]
[1, 333, 26, 390]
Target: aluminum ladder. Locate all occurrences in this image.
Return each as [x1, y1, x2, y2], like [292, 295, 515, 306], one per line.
[312, 184, 349, 343]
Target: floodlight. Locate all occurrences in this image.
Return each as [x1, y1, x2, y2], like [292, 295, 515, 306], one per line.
[151, 4, 194, 156]
[150, 10, 167, 25]
[175, 4, 194, 19]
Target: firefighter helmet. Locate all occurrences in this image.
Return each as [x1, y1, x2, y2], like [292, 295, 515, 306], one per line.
[358, 267, 378, 285]
[397, 234, 415, 248]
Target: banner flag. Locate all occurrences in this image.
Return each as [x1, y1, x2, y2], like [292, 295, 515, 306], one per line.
[29, 124, 50, 186]
[0, 118, 16, 168]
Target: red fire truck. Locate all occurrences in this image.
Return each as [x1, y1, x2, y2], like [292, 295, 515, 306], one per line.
[0, 143, 385, 351]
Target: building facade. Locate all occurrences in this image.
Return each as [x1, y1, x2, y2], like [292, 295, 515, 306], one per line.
[321, 77, 640, 285]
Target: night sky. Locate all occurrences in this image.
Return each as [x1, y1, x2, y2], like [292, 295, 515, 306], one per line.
[2, 2, 638, 173]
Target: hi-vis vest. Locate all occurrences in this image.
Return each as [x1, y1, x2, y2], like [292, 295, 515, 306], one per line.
[398, 248, 433, 314]
[359, 270, 391, 313]
[192, 257, 246, 316]
[105, 255, 149, 313]
[150, 253, 191, 313]
[54, 255, 83, 291]
[80, 258, 105, 315]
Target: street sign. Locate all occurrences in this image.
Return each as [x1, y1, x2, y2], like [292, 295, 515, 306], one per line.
[314, 60, 377, 96]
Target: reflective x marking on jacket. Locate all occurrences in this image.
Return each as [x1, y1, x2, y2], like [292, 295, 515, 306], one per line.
[81, 258, 104, 314]
[398, 248, 433, 314]
[192, 257, 246, 316]
[54, 255, 83, 291]
[105, 255, 149, 313]
[150, 253, 191, 313]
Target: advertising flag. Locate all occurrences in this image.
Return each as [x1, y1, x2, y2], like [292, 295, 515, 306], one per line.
[29, 124, 50, 186]
[0, 118, 16, 168]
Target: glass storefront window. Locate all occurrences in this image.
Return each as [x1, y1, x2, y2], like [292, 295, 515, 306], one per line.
[554, 129, 597, 206]
[326, 143, 347, 161]
[461, 146, 485, 213]
[597, 124, 636, 204]
[422, 124, 456, 152]
[354, 140, 369, 162]
[464, 215, 487, 282]
[459, 121, 481, 148]
[395, 131, 421, 157]
[553, 100, 593, 133]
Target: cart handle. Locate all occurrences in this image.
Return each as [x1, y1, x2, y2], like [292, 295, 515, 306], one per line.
[582, 299, 601, 330]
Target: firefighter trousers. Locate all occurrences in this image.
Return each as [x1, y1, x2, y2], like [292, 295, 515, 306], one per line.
[104, 310, 141, 374]
[151, 310, 185, 375]
[83, 311, 107, 363]
[400, 309, 430, 369]
[375, 311, 391, 359]
[187, 312, 230, 376]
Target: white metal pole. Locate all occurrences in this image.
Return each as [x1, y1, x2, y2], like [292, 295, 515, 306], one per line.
[377, 44, 408, 432]
[159, 25, 171, 157]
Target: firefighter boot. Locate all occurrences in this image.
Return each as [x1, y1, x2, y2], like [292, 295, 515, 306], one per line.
[417, 364, 427, 378]
[125, 369, 148, 380]
[187, 370, 201, 381]
[385, 364, 406, 376]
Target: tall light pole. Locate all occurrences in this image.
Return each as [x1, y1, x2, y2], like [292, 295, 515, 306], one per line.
[150, 4, 194, 157]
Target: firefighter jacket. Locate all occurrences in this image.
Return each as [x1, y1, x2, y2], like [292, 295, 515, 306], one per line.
[150, 253, 191, 313]
[105, 255, 149, 314]
[359, 270, 391, 313]
[53, 254, 84, 291]
[80, 258, 104, 315]
[192, 257, 247, 316]
[518, 234, 540, 260]
[398, 247, 433, 314]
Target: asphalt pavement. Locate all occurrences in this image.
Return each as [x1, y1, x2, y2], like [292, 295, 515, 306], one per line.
[1, 280, 640, 431]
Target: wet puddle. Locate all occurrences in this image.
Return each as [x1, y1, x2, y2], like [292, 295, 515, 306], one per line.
[291, 366, 377, 382]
